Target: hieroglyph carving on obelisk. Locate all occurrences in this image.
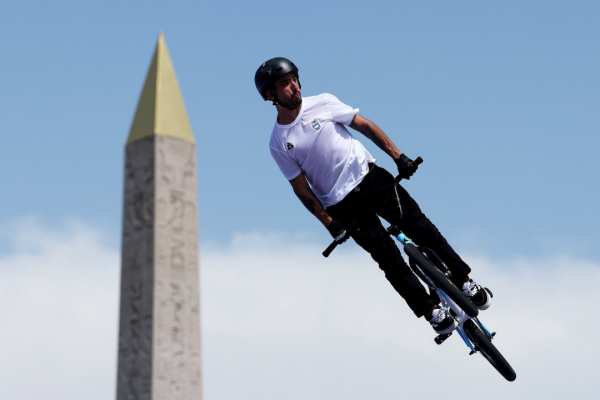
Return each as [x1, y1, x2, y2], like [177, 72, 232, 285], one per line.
[117, 33, 202, 400]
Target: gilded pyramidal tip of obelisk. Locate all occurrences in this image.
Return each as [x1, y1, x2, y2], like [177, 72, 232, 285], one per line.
[127, 32, 194, 144]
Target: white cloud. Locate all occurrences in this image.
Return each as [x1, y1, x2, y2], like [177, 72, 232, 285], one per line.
[0, 219, 119, 400]
[0, 222, 598, 400]
[202, 233, 600, 400]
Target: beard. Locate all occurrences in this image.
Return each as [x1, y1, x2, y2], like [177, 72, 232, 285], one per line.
[279, 89, 302, 110]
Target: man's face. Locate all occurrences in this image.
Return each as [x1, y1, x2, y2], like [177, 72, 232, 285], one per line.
[271, 72, 301, 108]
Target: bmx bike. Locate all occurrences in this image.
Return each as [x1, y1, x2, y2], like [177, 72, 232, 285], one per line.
[322, 158, 517, 382]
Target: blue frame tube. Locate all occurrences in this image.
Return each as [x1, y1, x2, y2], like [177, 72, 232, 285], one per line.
[456, 327, 476, 353]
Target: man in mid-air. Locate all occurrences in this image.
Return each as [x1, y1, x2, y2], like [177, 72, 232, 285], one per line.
[255, 57, 492, 335]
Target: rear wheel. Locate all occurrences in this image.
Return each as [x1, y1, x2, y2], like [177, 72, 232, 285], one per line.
[404, 243, 479, 318]
[464, 320, 517, 381]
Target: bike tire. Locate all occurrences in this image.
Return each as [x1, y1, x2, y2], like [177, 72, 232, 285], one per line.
[403, 243, 479, 318]
[464, 320, 517, 382]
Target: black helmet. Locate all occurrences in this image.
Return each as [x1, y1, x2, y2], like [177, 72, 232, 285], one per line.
[255, 57, 301, 104]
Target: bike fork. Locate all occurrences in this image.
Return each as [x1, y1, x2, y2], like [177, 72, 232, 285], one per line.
[455, 327, 476, 354]
[475, 318, 496, 340]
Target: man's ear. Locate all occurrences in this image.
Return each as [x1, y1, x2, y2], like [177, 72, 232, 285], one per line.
[265, 90, 274, 100]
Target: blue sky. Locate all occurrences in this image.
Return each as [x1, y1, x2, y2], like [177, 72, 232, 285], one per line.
[1, 0, 599, 260]
[1, 2, 600, 398]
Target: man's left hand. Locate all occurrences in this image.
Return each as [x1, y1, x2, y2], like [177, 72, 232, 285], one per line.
[394, 154, 418, 180]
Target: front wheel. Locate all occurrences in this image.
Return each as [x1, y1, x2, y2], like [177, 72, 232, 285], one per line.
[403, 243, 479, 318]
[464, 320, 517, 382]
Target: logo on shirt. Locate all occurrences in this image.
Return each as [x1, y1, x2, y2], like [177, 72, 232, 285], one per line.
[286, 142, 294, 150]
[310, 119, 321, 131]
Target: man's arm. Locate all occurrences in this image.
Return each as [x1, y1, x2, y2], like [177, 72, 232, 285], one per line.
[289, 173, 332, 227]
[349, 114, 401, 160]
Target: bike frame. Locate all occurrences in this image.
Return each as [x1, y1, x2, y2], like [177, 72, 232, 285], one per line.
[395, 233, 494, 354]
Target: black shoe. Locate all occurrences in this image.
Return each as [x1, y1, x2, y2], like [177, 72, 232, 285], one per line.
[426, 306, 458, 335]
[463, 279, 493, 310]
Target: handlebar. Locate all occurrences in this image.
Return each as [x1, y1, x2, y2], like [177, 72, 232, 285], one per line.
[322, 156, 423, 258]
[323, 240, 338, 258]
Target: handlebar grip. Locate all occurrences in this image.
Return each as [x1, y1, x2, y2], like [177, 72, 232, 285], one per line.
[395, 156, 423, 183]
[322, 240, 338, 258]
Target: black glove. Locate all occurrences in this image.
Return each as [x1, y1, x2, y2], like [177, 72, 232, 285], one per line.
[326, 219, 349, 244]
[394, 154, 418, 180]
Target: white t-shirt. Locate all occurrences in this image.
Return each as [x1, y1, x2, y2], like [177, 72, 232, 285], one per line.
[269, 93, 376, 208]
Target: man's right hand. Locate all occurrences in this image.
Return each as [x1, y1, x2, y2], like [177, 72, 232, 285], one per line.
[327, 219, 349, 244]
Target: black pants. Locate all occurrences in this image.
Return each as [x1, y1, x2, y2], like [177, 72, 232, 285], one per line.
[326, 164, 472, 317]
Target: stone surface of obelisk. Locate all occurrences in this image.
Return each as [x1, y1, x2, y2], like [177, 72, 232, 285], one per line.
[116, 33, 202, 400]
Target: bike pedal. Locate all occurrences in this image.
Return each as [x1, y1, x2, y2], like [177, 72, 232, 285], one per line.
[434, 332, 452, 345]
[492, 332, 496, 337]
[469, 350, 476, 356]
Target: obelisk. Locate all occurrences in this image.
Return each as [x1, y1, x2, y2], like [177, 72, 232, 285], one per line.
[116, 33, 202, 400]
